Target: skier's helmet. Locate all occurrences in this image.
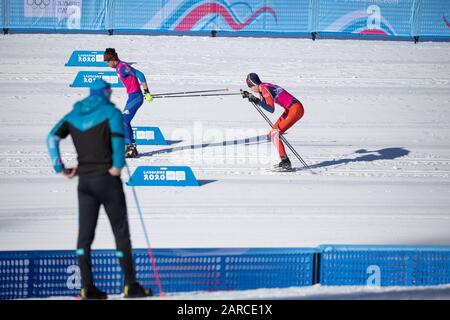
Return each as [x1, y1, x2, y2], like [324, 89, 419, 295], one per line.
[246, 73, 262, 88]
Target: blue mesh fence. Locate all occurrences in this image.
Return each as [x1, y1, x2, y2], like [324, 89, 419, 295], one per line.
[319, 245, 450, 286]
[1, 0, 449, 38]
[0, 0, 4, 29]
[317, 0, 416, 36]
[416, 1, 450, 37]
[0, 247, 316, 299]
[1, 246, 450, 299]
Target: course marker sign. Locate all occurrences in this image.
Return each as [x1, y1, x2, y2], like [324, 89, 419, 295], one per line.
[127, 166, 199, 187]
[132, 127, 168, 145]
[65, 51, 108, 67]
[70, 71, 124, 88]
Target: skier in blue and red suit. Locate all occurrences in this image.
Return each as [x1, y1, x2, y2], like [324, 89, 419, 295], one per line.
[242, 73, 305, 171]
[103, 48, 153, 158]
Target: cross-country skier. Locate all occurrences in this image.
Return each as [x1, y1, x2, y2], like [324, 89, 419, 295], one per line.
[46, 79, 152, 299]
[241, 73, 304, 171]
[103, 48, 153, 158]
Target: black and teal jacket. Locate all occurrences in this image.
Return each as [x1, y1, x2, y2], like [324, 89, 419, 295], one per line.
[46, 95, 125, 176]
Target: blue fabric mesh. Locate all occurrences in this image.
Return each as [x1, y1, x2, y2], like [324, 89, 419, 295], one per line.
[1, 0, 448, 37]
[319, 245, 450, 286]
[0, 248, 316, 299]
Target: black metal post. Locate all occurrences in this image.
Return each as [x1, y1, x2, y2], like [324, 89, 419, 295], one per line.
[313, 253, 321, 285]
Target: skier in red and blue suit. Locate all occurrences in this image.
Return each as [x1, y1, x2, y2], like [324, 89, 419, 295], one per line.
[103, 48, 153, 158]
[242, 73, 304, 171]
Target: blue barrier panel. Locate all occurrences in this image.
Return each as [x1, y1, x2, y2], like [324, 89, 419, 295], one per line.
[316, 0, 415, 37]
[65, 50, 108, 67]
[112, 0, 310, 34]
[0, 248, 316, 299]
[319, 245, 450, 286]
[0, 251, 33, 300]
[0, 250, 124, 299]
[132, 127, 168, 146]
[3, 0, 450, 38]
[416, 1, 450, 37]
[70, 71, 123, 88]
[127, 166, 199, 187]
[0, 0, 4, 29]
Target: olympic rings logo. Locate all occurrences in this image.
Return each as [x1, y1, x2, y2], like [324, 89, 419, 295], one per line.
[26, 0, 51, 10]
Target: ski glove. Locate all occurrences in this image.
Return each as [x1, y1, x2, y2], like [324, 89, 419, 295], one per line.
[144, 89, 153, 103]
[241, 90, 259, 104]
[241, 90, 251, 98]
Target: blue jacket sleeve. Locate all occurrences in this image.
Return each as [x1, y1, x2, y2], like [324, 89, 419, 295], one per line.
[256, 98, 275, 113]
[109, 108, 126, 169]
[46, 116, 70, 173]
[135, 69, 147, 84]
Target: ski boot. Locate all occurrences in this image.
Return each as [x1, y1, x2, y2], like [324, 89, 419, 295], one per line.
[123, 282, 153, 298]
[125, 143, 138, 158]
[273, 157, 292, 172]
[80, 284, 108, 300]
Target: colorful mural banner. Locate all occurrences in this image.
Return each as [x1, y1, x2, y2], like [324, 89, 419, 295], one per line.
[2, 0, 449, 37]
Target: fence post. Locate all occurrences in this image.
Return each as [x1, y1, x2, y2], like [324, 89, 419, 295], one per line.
[313, 252, 321, 284]
[308, 0, 319, 40]
[2, 0, 8, 34]
[28, 251, 37, 298]
[410, 0, 422, 43]
[106, 0, 114, 35]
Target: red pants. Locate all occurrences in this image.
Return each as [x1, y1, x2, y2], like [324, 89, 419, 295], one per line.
[269, 102, 304, 159]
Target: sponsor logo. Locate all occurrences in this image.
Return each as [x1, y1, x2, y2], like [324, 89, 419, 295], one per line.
[66, 265, 81, 290]
[82, 74, 118, 84]
[24, 0, 83, 28]
[24, 0, 53, 17]
[134, 129, 156, 141]
[324, 5, 396, 35]
[366, 265, 381, 286]
[142, 170, 187, 181]
[26, 0, 51, 9]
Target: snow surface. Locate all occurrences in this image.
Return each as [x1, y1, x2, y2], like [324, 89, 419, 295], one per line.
[33, 284, 450, 300]
[1, 34, 450, 299]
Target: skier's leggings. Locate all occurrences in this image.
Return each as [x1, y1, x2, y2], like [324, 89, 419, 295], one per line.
[269, 102, 304, 159]
[76, 173, 136, 287]
[123, 91, 144, 145]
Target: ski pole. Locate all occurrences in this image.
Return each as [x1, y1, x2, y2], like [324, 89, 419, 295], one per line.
[153, 93, 241, 99]
[153, 88, 229, 97]
[125, 163, 165, 297]
[249, 101, 313, 173]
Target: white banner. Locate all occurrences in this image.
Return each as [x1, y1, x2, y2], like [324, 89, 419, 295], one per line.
[24, 0, 82, 21]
